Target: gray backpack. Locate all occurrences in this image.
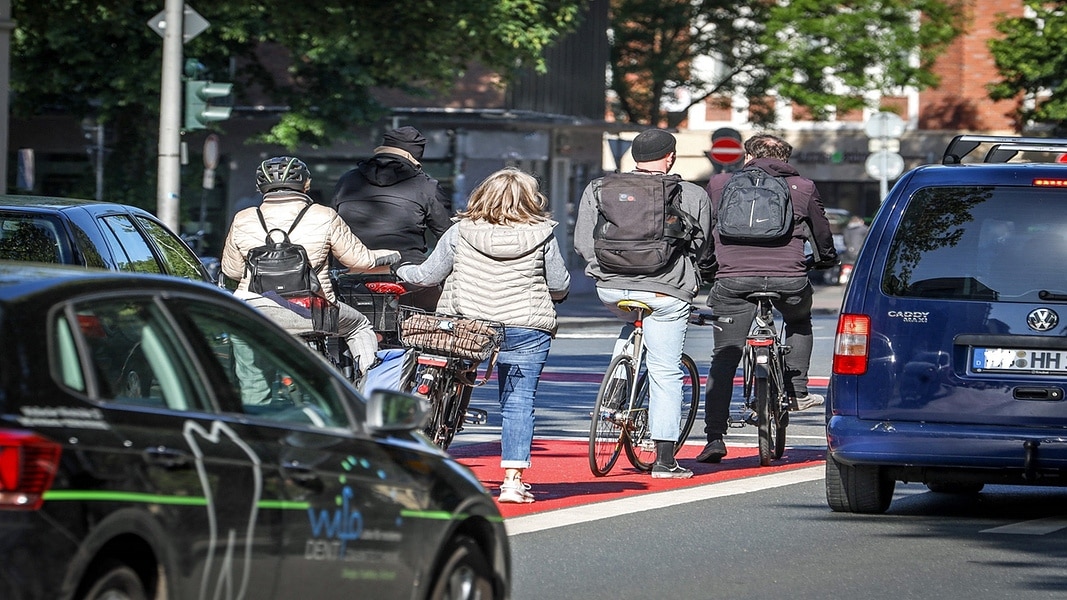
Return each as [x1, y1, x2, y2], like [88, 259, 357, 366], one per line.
[717, 168, 794, 243]
[592, 172, 696, 275]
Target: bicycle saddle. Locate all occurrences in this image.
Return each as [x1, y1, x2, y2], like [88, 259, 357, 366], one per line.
[744, 291, 781, 301]
[617, 299, 653, 313]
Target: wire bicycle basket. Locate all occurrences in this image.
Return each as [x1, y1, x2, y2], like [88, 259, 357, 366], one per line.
[397, 306, 504, 362]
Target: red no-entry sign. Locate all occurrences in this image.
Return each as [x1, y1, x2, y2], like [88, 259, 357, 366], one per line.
[709, 137, 744, 165]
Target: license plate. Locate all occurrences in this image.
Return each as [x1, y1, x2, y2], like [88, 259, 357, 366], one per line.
[972, 347, 1067, 374]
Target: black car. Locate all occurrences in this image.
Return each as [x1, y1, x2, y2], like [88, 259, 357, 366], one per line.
[0, 195, 212, 282]
[0, 262, 509, 599]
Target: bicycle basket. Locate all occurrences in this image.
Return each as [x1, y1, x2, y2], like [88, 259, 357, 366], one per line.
[334, 273, 400, 332]
[398, 306, 504, 361]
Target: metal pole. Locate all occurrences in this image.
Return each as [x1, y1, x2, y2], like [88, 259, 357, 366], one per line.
[0, 0, 14, 193]
[880, 144, 888, 200]
[156, 0, 183, 230]
[95, 124, 104, 201]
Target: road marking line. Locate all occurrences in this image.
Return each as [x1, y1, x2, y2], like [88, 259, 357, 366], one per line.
[504, 465, 823, 536]
[980, 517, 1067, 535]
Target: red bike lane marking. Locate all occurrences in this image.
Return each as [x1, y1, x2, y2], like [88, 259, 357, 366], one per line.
[451, 439, 825, 519]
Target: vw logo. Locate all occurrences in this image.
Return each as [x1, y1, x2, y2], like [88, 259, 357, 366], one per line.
[1027, 308, 1059, 332]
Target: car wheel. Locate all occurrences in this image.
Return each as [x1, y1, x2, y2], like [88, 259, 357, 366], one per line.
[825, 455, 894, 514]
[429, 535, 496, 600]
[926, 481, 985, 495]
[79, 562, 147, 600]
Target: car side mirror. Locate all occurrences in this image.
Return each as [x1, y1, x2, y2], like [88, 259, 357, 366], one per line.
[365, 389, 429, 433]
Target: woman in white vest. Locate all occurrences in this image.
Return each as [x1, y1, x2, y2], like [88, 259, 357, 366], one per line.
[397, 167, 570, 503]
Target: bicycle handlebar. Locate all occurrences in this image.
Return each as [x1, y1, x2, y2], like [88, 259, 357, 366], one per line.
[690, 308, 732, 325]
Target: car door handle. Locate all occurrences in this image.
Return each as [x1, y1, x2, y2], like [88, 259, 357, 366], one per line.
[282, 461, 324, 491]
[142, 446, 192, 470]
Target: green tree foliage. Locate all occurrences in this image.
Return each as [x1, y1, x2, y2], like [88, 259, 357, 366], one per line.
[610, 0, 964, 126]
[10, 0, 581, 204]
[988, 1, 1067, 131]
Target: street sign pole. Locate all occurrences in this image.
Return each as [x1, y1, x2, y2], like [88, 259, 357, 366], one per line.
[155, 0, 183, 231]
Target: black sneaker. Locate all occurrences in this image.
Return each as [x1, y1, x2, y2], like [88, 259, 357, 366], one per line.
[695, 438, 728, 463]
[651, 461, 694, 479]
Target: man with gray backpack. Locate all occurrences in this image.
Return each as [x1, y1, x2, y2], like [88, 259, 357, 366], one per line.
[221, 156, 400, 385]
[575, 128, 711, 479]
[696, 133, 838, 464]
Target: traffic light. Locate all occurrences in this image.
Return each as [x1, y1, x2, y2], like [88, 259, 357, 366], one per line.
[183, 58, 232, 131]
[184, 79, 233, 131]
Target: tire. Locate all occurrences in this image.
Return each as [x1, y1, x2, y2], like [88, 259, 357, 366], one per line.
[438, 384, 472, 450]
[417, 365, 451, 448]
[825, 454, 895, 514]
[79, 562, 147, 600]
[428, 536, 497, 600]
[755, 373, 774, 467]
[926, 481, 985, 495]
[589, 354, 633, 476]
[624, 370, 655, 471]
[625, 354, 701, 472]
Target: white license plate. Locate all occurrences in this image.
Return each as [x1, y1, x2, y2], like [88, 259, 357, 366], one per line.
[972, 347, 1067, 374]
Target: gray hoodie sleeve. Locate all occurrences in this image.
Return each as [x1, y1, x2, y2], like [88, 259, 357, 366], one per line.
[545, 234, 571, 300]
[395, 226, 458, 286]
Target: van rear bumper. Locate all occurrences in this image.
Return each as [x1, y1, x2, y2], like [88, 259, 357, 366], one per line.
[827, 415, 1067, 470]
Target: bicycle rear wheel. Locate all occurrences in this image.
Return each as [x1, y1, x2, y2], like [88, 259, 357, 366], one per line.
[589, 354, 634, 477]
[754, 355, 789, 466]
[626, 354, 701, 471]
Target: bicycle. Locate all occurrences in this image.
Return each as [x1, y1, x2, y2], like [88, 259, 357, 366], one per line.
[287, 294, 360, 383]
[397, 306, 504, 450]
[333, 271, 413, 348]
[588, 300, 724, 477]
[736, 291, 790, 467]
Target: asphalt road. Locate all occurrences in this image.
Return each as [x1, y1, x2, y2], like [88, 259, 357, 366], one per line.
[458, 282, 1067, 600]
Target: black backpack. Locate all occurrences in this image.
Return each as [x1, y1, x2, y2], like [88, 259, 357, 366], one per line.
[592, 172, 696, 275]
[717, 168, 794, 243]
[245, 204, 321, 297]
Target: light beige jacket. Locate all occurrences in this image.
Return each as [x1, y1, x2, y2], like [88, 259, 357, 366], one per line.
[221, 191, 396, 303]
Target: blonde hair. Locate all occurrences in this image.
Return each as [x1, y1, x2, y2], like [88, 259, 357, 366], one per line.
[457, 167, 550, 225]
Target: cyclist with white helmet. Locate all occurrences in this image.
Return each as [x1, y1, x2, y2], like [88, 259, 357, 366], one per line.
[222, 156, 399, 381]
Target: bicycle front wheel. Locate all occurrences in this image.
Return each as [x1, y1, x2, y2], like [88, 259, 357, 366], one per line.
[626, 354, 701, 471]
[589, 354, 635, 477]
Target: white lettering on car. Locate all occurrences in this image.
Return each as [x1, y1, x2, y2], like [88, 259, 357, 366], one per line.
[887, 311, 930, 323]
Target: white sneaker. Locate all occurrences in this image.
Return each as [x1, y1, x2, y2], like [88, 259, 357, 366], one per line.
[793, 393, 825, 411]
[498, 478, 535, 504]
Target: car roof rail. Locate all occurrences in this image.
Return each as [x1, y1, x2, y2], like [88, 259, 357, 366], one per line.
[943, 134, 1067, 164]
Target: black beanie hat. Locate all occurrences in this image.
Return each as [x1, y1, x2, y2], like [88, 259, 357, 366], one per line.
[631, 129, 677, 162]
[381, 126, 427, 160]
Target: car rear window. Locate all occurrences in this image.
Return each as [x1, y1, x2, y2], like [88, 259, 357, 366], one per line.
[883, 185, 1067, 301]
[0, 215, 65, 263]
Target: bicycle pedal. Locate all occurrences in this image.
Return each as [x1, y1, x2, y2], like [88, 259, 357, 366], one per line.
[464, 408, 488, 425]
[638, 440, 656, 452]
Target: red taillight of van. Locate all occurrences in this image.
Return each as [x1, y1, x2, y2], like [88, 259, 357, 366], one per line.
[0, 431, 62, 510]
[833, 314, 870, 376]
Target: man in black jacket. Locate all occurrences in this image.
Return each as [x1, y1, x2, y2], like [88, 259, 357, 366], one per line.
[697, 133, 838, 464]
[332, 126, 452, 309]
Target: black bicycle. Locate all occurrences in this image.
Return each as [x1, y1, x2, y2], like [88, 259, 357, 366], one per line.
[738, 291, 790, 466]
[397, 306, 504, 449]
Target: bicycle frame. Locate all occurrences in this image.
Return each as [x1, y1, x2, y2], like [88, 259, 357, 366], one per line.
[740, 293, 790, 466]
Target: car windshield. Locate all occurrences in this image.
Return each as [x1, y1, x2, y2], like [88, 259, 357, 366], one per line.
[883, 185, 1067, 301]
[0, 214, 66, 263]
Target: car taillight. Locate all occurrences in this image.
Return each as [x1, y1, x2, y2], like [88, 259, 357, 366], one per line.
[0, 431, 62, 510]
[1033, 178, 1067, 187]
[833, 314, 870, 376]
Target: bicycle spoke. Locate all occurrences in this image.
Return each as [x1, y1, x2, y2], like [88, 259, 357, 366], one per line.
[589, 355, 633, 476]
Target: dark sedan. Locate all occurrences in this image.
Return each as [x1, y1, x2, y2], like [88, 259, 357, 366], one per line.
[0, 262, 509, 600]
[0, 195, 212, 282]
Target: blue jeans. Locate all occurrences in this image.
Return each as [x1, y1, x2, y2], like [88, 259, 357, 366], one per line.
[496, 326, 552, 469]
[597, 288, 690, 442]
